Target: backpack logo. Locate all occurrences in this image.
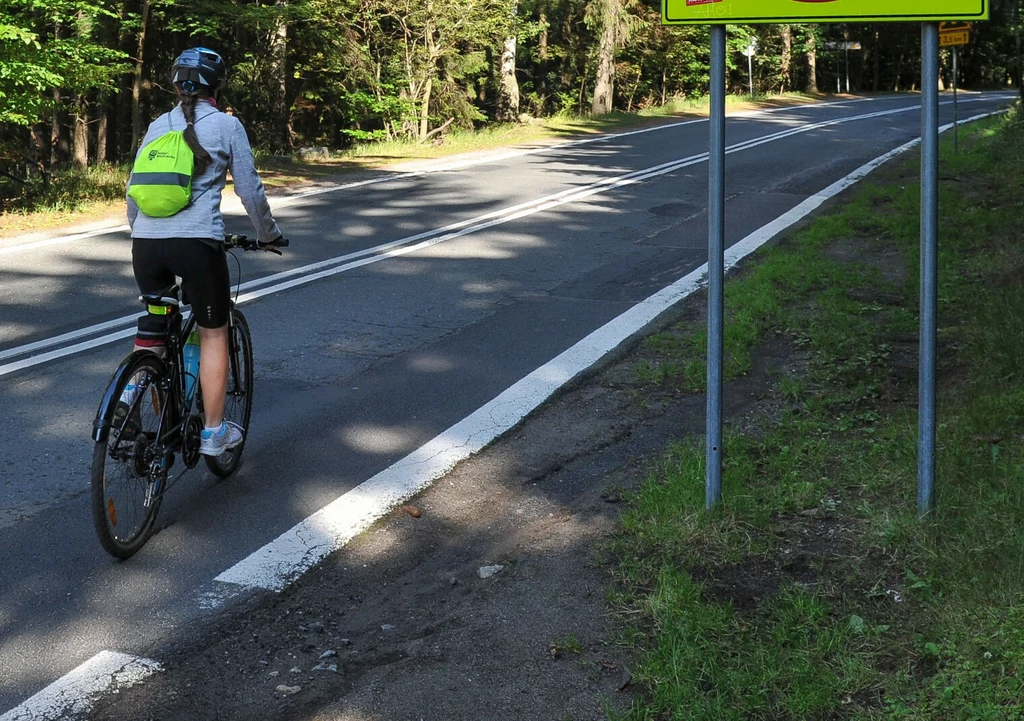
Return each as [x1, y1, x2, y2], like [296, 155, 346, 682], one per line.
[148, 149, 174, 162]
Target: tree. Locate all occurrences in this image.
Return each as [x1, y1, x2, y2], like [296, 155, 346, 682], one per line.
[495, 3, 520, 123]
[805, 28, 818, 93]
[780, 24, 792, 92]
[130, 0, 149, 151]
[0, 0, 126, 180]
[587, 0, 641, 115]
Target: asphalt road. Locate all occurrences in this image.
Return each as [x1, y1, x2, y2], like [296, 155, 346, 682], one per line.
[0, 92, 1014, 715]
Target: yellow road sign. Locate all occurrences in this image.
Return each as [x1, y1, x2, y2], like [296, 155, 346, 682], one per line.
[940, 21, 973, 32]
[940, 30, 970, 46]
[662, 0, 988, 25]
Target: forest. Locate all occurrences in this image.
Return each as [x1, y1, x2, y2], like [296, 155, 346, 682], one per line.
[2, 0, 1023, 202]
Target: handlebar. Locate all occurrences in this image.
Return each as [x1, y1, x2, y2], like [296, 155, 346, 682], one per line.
[224, 234, 289, 254]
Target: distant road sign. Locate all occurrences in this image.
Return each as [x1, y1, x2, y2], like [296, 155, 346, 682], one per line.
[940, 30, 970, 46]
[940, 21, 973, 32]
[823, 41, 863, 50]
[662, 0, 988, 25]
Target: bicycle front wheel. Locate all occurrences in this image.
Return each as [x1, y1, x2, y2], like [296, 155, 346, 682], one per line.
[206, 308, 254, 477]
[91, 354, 168, 559]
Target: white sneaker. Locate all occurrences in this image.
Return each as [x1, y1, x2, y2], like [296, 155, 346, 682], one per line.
[199, 421, 245, 457]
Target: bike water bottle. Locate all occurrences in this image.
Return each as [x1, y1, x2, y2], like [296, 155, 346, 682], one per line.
[183, 331, 201, 404]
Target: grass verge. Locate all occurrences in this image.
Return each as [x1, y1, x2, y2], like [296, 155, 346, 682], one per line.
[610, 111, 1024, 719]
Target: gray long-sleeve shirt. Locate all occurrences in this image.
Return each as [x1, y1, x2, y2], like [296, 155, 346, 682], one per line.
[127, 101, 281, 243]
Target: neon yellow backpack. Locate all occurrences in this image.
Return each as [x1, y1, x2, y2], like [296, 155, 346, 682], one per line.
[127, 127, 195, 217]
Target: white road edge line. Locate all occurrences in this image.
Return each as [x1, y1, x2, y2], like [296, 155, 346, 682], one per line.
[214, 108, 1007, 593]
[0, 94, 936, 256]
[0, 651, 161, 721]
[0, 98, 997, 378]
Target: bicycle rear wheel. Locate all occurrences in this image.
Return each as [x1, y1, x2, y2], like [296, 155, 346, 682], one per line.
[91, 354, 168, 559]
[206, 308, 253, 477]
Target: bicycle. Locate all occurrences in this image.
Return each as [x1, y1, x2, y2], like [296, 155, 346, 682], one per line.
[90, 234, 288, 558]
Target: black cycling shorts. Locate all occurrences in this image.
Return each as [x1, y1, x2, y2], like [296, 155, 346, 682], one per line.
[132, 238, 230, 328]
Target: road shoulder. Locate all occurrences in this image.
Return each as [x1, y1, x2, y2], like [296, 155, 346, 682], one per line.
[83, 267, 792, 721]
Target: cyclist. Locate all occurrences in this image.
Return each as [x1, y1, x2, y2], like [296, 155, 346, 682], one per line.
[126, 47, 283, 457]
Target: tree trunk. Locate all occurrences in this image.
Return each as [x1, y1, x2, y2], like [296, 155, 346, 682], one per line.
[482, 47, 492, 104]
[538, 7, 548, 104]
[51, 90, 71, 171]
[114, 0, 134, 160]
[131, 0, 150, 151]
[29, 124, 49, 181]
[780, 25, 793, 92]
[49, 21, 71, 170]
[496, 35, 520, 122]
[96, 92, 111, 163]
[419, 76, 433, 139]
[591, 0, 617, 115]
[73, 93, 89, 170]
[271, 1, 292, 152]
[872, 27, 881, 92]
[419, 6, 436, 139]
[72, 9, 91, 170]
[806, 33, 819, 94]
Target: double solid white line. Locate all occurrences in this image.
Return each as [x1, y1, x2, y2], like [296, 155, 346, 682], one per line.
[0, 97, 984, 380]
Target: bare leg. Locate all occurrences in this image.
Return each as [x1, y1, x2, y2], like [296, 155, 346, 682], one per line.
[197, 324, 229, 427]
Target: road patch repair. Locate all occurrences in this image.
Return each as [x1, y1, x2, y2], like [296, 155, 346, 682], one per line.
[2, 108, 1012, 720]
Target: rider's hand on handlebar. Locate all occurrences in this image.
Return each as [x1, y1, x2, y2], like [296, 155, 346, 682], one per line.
[257, 236, 289, 255]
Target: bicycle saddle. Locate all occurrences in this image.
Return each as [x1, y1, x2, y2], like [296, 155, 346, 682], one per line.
[139, 285, 181, 308]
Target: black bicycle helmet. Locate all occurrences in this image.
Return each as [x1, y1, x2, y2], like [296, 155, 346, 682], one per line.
[171, 47, 226, 94]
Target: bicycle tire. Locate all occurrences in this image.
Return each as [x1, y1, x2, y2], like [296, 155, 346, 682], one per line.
[91, 354, 168, 559]
[206, 308, 254, 478]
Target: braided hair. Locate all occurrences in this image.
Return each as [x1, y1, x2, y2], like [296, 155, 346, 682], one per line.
[179, 93, 214, 178]
[171, 47, 226, 179]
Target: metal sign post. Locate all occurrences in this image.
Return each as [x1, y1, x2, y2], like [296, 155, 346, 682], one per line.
[742, 39, 757, 97]
[824, 41, 863, 94]
[843, 25, 850, 92]
[954, 46, 959, 152]
[919, 23, 940, 517]
[845, 45, 850, 92]
[661, 1, 988, 514]
[706, 24, 726, 510]
[940, 22, 971, 153]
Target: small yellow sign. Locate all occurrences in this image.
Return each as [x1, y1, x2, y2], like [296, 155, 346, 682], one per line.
[940, 30, 970, 46]
[662, 0, 988, 25]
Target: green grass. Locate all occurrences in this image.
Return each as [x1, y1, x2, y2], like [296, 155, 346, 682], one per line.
[611, 110, 1024, 720]
[0, 164, 128, 215]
